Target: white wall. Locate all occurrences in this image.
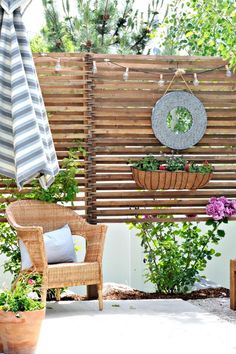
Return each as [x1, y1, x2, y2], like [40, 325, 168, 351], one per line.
[1, 222, 236, 291]
[0, 255, 12, 289]
[102, 223, 154, 292]
[201, 221, 236, 287]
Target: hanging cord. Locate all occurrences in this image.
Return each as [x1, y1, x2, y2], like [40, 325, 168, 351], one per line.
[164, 68, 193, 95]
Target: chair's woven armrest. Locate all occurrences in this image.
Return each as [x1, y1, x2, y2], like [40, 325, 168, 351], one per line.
[83, 224, 108, 263]
[7, 219, 47, 272]
[17, 226, 47, 272]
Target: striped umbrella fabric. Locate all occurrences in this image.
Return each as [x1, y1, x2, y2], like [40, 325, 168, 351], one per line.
[0, 0, 59, 189]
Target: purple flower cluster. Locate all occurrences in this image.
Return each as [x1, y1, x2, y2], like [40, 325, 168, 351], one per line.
[206, 196, 236, 221]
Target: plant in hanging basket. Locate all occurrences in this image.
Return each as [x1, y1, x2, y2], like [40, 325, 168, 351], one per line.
[130, 154, 213, 190]
[0, 272, 45, 354]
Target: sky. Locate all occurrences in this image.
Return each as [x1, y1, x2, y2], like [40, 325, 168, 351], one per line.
[23, 0, 169, 37]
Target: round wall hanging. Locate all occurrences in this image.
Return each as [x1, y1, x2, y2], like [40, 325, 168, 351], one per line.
[151, 91, 207, 150]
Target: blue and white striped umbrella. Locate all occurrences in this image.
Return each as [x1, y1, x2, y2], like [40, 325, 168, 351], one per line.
[0, 0, 59, 189]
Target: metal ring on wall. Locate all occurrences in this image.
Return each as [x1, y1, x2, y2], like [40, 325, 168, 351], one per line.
[151, 91, 207, 150]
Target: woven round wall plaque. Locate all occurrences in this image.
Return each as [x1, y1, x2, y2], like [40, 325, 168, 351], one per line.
[151, 91, 207, 150]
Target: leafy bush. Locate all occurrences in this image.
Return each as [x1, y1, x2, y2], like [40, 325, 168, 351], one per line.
[162, 0, 236, 69]
[0, 220, 21, 277]
[129, 197, 236, 294]
[0, 272, 44, 313]
[16, 146, 85, 204]
[129, 217, 226, 293]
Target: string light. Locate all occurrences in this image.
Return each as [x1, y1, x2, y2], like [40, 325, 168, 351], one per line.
[55, 58, 62, 72]
[35, 54, 230, 83]
[158, 74, 165, 87]
[123, 67, 129, 81]
[225, 65, 232, 77]
[193, 73, 199, 86]
[92, 61, 97, 74]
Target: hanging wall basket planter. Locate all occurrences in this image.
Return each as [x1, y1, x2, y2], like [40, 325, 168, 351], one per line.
[131, 167, 212, 190]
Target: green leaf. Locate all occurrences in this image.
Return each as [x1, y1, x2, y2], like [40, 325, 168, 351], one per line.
[186, 31, 193, 37]
[205, 219, 214, 226]
[217, 229, 225, 237]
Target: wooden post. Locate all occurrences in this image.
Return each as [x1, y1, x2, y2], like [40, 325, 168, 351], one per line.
[230, 259, 236, 310]
[84, 54, 97, 225]
[85, 54, 98, 300]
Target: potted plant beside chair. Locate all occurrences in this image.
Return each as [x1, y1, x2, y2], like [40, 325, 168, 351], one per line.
[130, 154, 213, 190]
[0, 272, 45, 354]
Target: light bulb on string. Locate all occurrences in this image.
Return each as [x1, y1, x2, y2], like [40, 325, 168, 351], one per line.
[104, 58, 111, 67]
[123, 67, 129, 81]
[158, 74, 165, 87]
[225, 65, 232, 77]
[55, 58, 62, 72]
[193, 73, 199, 86]
[92, 61, 97, 74]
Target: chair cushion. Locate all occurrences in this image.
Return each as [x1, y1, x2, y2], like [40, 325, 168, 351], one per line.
[19, 224, 77, 269]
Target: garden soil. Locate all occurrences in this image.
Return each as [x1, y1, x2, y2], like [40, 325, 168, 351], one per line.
[60, 287, 229, 301]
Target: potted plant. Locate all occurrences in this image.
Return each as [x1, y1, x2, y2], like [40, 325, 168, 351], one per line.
[130, 154, 213, 190]
[0, 272, 45, 354]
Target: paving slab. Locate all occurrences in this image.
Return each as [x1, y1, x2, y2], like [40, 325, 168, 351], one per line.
[36, 299, 236, 354]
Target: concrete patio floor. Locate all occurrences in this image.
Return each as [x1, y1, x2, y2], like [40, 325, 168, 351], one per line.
[36, 299, 236, 354]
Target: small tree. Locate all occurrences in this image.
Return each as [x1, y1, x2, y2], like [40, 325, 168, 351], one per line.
[162, 0, 236, 68]
[32, 0, 163, 54]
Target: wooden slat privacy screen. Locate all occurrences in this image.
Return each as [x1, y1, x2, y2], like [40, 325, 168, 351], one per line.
[1, 53, 236, 224]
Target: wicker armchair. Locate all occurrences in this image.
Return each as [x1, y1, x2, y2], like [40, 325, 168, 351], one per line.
[6, 200, 107, 310]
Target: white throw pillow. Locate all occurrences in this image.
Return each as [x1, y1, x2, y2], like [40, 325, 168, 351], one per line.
[19, 224, 77, 270]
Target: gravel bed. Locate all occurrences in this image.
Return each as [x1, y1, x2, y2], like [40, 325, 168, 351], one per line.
[188, 298, 236, 324]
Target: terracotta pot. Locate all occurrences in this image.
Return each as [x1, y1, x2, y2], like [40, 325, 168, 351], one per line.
[131, 167, 212, 190]
[0, 309, 45, 354]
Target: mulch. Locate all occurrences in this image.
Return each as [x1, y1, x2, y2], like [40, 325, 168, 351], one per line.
[60, 287, 229, 302]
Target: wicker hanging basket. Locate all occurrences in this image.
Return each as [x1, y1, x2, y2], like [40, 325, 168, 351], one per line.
[131, 167, 212, 190]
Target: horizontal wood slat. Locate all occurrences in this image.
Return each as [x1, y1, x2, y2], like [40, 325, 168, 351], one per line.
[91, 54, 236, 223]
[1, 54, 235, 223]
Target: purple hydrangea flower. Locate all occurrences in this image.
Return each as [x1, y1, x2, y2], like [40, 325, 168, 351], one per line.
[209, 197, 217, 203]
[206, 196, 236, 221]
[230, 200, 236, 210]
[224, 207, 233, 217]
[218, 196, 230, 205]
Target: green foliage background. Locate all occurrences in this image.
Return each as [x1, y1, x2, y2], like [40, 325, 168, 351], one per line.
[162, 0, 236, 68]
[31, 0, 162, 54]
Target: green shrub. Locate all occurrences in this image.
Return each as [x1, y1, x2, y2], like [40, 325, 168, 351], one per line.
[129, 216, 226, 294]
[0, 272, 44, 313]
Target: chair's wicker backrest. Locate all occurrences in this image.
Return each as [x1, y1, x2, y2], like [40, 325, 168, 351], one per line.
[6, 200, 84, 233]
